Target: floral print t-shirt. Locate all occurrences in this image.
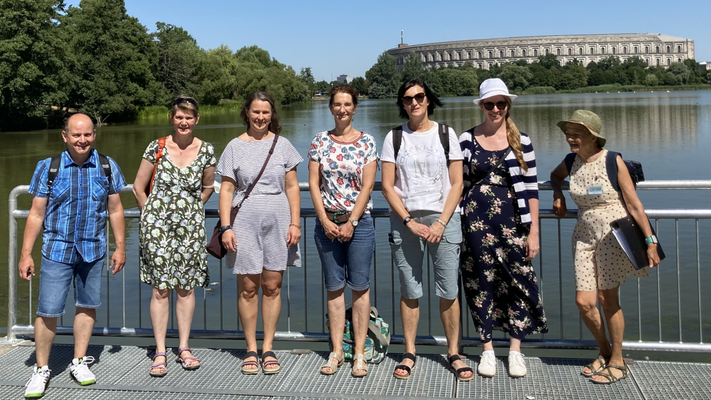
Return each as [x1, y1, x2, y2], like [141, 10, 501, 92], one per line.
[308, 131, 378, 213]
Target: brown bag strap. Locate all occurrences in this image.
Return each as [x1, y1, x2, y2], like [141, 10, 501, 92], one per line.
[230, 134, 279, 224]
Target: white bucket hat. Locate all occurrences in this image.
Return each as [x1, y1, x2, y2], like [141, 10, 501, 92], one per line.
[473, 78, 517, 105]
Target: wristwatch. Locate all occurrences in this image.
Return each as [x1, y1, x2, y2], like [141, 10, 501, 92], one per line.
[645, 235, 658, 244]
[403, 216, 413, 225]
[219, 225, 232, 234]
[348, 217, 359, 227]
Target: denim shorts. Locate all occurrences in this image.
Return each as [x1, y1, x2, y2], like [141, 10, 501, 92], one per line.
[389, 211, 462, 300]
[314, 214, 375, 292]
[37, 255, 104, 317]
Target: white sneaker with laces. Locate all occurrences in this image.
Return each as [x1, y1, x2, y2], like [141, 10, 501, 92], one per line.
[478, 351, 497, 377]
[25, 365, 51, 398]
[508, 351, 527, 377]
[69, 356, 96, 386]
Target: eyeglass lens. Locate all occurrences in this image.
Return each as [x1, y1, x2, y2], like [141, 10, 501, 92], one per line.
[483, 101, 507, 111]
[403, 93, 426, 105]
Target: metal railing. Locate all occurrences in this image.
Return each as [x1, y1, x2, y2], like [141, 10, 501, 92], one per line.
[4, 181, 711, 353]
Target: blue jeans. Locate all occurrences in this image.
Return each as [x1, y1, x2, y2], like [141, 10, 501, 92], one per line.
[314, 214, 375, 292]
[37, 255, 104, 317]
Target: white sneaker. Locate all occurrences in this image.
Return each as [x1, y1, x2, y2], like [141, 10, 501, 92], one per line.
[25, 365, 51, 398]
[69, 356, 96, 386]
[478, 351, 497, 377]
[508, 351, 527, 377]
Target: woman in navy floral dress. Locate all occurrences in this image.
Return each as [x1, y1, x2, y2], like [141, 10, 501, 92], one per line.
[459, 79, 547, 378]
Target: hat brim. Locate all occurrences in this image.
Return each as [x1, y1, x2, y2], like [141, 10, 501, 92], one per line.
[557, 120, 606, 147]
[473, 91, 517, 105]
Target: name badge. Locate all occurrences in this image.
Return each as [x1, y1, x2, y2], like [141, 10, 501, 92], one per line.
[587, 185, 603, 195]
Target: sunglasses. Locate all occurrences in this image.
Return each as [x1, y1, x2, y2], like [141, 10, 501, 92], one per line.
[402, 93, 426, 105]
[482, 101, 508, 111]
[172, 97, 199, 109]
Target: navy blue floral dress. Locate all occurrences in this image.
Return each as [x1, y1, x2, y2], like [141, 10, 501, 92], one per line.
[460, 144, 547, 343]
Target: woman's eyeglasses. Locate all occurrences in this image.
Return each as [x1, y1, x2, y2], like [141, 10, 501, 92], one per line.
[402, 93, 426, 105]
[482, 101, 508, 111]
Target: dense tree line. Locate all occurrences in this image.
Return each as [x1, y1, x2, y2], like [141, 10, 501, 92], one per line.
[360, 52, 710, 99]
[0, 0, 311, 131]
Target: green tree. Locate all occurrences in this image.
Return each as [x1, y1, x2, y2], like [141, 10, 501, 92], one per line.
[299, 67, 315, 94]
[436, 68, 477, 96]
[498, 64, 532, 91]
[537, 53, 561, 70]
[0, 0, 67, 130]
[350, 76, 367, 96]
[401, 52, 429, 82]
[667, 62, 690, 85]
[365, 51, 400, 99]
[61, 0, 159, 124]
[153, 22, 201, 103]
[644, 74, 659, 86]
[314, 80, 331, 94]
[558, 63, 589, 90]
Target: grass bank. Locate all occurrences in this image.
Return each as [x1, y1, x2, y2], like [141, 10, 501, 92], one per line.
[522, 84, 710, 95]
[137, 101, 242, 121]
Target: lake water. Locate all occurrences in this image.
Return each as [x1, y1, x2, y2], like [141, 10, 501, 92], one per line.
[1, 91, 710, 349]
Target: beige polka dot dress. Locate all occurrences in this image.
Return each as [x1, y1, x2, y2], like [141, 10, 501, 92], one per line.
[569, 150, 649, 292]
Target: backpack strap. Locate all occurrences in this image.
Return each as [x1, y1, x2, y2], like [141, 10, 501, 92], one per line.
[392, 126, 403, 161]
[97, 153, 113, 189]
[392, 123, 450, 163]
[564, 153, 576, 173]
[606, 151, 621, 192]
[439, 123, 450, 163]
[47, 154, 62, 189]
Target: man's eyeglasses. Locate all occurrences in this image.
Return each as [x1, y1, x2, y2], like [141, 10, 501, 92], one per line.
[482, 101, 507, 111]
[402, 93, 426, 105]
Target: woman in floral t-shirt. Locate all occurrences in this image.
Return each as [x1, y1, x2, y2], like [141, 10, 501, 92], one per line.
[308, 85, 378, 378]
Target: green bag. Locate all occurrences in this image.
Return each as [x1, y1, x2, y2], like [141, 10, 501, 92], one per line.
[327, 306, 390, 363]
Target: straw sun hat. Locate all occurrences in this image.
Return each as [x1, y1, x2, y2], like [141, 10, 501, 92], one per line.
[557, 110, 606, 147]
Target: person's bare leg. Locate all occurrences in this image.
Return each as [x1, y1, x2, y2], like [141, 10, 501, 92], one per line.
[322, 287, 346, 374]
[238, 274, 261, 371]
[149, 287, 170, 373]
[34, 317, 57, 367]
[394, 297, 419, 376]
[440, 297, 472, 379]
[73, 307, 96, 359]
[591, 287, 626, 382]
[260, 269, 284, 366]
[175, 287, 198, 367]
[351, 287, 370, 375]
[576, 290, 612, 375]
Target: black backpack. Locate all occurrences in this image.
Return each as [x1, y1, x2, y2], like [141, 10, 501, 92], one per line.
[564, 151, 644, 191]
[392, 123, 451, 163]
[47, 152, 113, 191]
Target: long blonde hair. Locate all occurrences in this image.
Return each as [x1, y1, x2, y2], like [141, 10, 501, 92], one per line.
[504, 98, 527, 172]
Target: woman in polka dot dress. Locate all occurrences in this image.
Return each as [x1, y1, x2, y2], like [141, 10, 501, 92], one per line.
[550, 110, 661, 385]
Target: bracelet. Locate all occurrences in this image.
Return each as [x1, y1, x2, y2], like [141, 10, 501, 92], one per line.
[289, 223, 301, 229]
[436, 219, 447, 227]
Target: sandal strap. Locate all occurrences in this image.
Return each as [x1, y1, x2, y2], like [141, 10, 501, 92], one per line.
[353, 354, 368, 370]
[151, 361, 167, 368]
[394, 364, 412, 374]
[242, 360, 259, 367]
[403, 352, 416, 363]
[447, 354, 462, 364]
[180, 356, 199, 362]
[244, 351, 259, 360]
[153, 352, 167, 361]
[607, 364, 629, 376]
[261, 351, 277, 360]
[455, 366, 473, 374]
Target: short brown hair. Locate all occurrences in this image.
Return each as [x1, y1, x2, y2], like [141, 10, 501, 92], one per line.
[329, 85, 359, 107]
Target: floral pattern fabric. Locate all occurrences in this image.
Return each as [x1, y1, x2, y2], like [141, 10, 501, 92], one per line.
[139, 139, 217, 290]
[460, 145, 547, 342]
[308, 131, 378, 212]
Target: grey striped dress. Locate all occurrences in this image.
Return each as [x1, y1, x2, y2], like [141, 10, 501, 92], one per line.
[216, 135, 303, 274]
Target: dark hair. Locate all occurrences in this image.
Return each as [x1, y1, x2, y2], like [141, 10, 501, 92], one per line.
[170, 95, 199, 117]
[240, 92, 282, 134]
[329, 85, 359, 107]
[396, 79, 443, 119]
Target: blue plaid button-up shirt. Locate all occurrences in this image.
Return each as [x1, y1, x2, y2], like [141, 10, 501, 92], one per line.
[28, 149, 127, 264]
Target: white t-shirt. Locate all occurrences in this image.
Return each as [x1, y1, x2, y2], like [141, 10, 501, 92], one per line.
[381, 122, 464, 213]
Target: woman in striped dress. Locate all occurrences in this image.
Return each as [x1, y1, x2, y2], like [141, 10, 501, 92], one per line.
[217, 92, 303, 375]
[459, 79, 547, 378]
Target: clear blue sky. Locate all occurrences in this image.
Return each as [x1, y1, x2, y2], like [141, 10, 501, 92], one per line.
[69, 0, 710, 82]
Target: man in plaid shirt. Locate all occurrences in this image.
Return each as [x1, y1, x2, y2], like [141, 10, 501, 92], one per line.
[19, 113, 127, 398]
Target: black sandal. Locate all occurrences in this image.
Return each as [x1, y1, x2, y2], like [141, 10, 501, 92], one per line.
[393, 353, 416, 380]
[448, 354, 474, 382]
[241, 351, 259, 375]
[261, 351, 281, 375]
[591, 364, 628, 384]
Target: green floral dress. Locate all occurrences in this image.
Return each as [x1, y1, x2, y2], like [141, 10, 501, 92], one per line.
[139, 139, 216, 290]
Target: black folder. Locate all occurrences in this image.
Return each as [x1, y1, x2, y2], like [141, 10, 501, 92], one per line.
[610, 216, 665, 270]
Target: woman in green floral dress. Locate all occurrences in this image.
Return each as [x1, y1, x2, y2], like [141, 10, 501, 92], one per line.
[133, 96, 216, 377]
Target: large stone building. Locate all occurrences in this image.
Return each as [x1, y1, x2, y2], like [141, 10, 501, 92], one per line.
[387, 33, 695, 70]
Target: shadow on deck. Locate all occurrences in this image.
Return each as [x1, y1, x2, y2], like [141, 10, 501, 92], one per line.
[0, 344, 709, 399]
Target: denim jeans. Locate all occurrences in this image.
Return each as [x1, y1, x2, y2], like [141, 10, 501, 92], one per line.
[314, 214, 375, 291]
[37, 255, 104, 317]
